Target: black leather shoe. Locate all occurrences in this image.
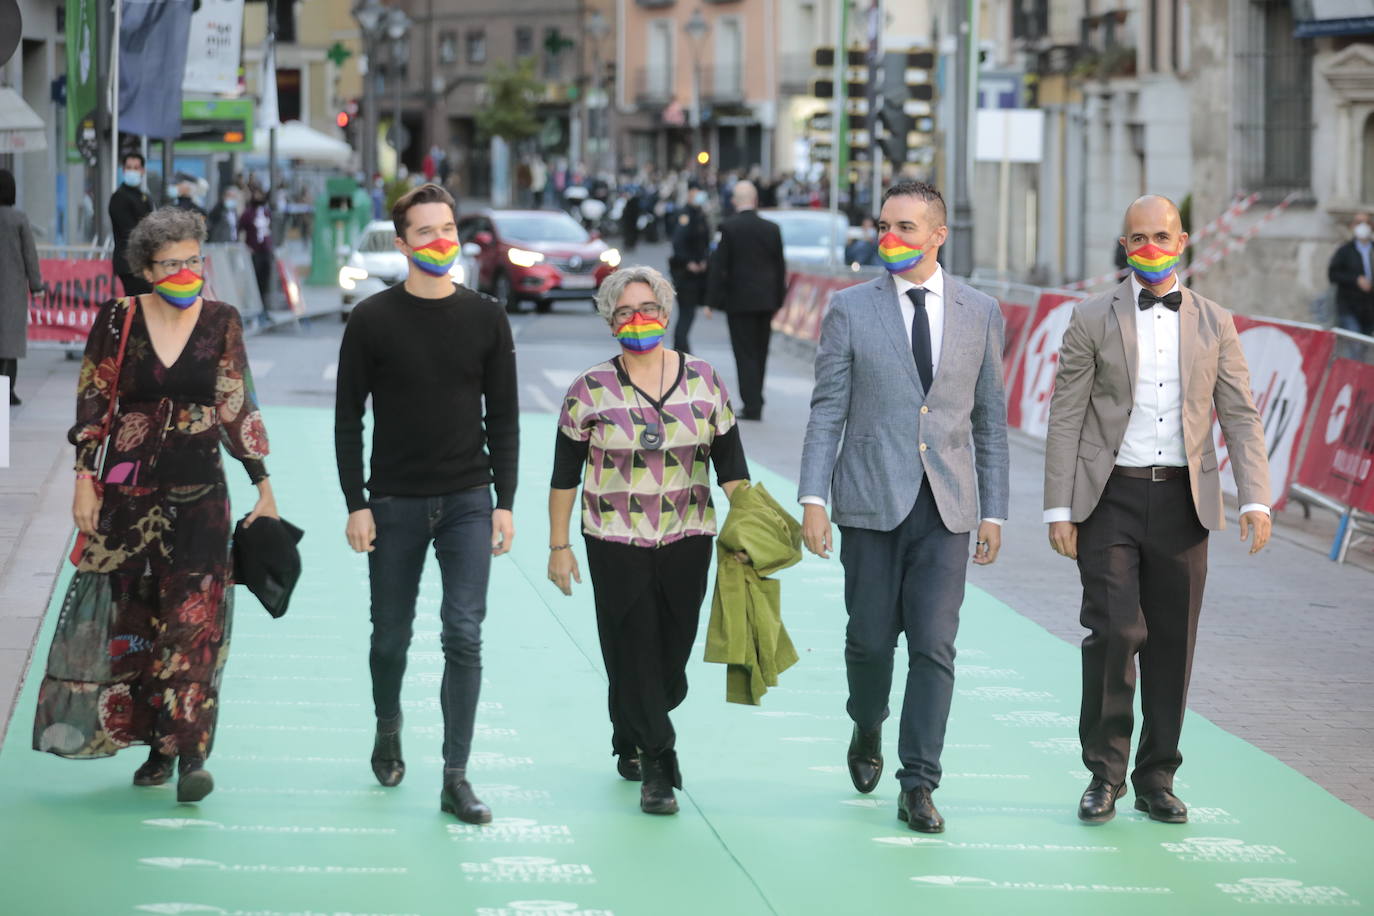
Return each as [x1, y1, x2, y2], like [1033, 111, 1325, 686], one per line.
[371, 719, 405, 787]
[176, 759, 215, 803]
[133, 749, 175, 787]
[897, 787, 945, 833]
[847, 724, 883, 794]
[1135, 788, 1188, 823]
[440, 774, 493, 824]
[1078, 778, 1126, 824]
[638, 749, 681, 815]
[616, 753, 642, 781]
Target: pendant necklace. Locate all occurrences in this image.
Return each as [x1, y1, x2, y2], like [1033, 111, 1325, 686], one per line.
[628, 350, 667, 450]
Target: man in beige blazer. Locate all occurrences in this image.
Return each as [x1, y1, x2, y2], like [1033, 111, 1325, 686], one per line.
[1044, 195, 1272, 826]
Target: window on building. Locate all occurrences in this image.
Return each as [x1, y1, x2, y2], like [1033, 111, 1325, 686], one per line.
[544, 28, 564, 80]
[647, 19, 673, 100]
[277, 68, 302, 122]
[516, 26, 534, 58]
[1237, 0, 1313, 194]
[715, 17, 743, 99]
[439, 30, 458, 66]
[466, 29, 486, 65]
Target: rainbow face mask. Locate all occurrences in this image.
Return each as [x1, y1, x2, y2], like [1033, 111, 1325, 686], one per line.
[409, 238, 459, 277]
[1126, 243, 1182, 284]
[878, 232, 925, 274]
[614, 313, 667, 353]
[153, 268, 204, 309]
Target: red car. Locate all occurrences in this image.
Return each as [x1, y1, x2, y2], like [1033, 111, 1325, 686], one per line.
[459, 209, 621, 313]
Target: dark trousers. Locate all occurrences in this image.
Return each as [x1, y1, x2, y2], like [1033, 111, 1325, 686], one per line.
[669, 265, 707, 354]
[839, 481, 970, 791]
[583, 533, 713, 757]
[1075, 473, 1209, 792]
[251, 249, 274, 304]
[367, 488, 493, 771]
[0, 358, 17, 403]
[726, 311, 774, 417]
[117, 271, 152, 296]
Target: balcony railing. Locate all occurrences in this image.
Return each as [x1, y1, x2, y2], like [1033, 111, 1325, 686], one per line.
[634, 66, 675, 107]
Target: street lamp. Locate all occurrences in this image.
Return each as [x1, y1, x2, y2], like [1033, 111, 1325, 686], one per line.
[352, 0, 386, 181]
[684, 8, 710, 171]
[385, 7, 412, 179]
[586, 9, 611, 178]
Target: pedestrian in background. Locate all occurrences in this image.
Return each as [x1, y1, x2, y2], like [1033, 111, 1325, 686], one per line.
[239, 188, 275, 307]
[547, 266, 750, 816]
[707, 180, 787, 421]
[668, 186, 711, 354]
[170, 174, 207, 218]
[1327, 211, 1374, 336]
[844, 216, 880, 267]
[206, 185, 240, 244]
[0, 168, 45, 406]
[37, 207, 276, 803]
[109, 151, 153, 296]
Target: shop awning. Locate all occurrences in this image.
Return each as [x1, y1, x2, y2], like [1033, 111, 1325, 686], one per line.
[1294, 0, 1374, 37]
[251, 119, 353, 165]
[0, 87, 48, 153]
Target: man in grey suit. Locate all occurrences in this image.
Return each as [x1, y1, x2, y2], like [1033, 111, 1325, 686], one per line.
[1045, 195, 1272, 826]
[799, 181, 1010, 833]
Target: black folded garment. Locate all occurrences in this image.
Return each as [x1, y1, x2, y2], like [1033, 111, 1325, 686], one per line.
[232, 515, 304, 618]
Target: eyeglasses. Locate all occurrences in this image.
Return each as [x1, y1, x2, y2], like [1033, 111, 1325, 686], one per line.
[152, 255, 204, 274]
[612, 304, 664, 323]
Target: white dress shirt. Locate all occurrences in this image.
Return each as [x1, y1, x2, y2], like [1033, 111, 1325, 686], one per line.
[802, 265, 1002, 526]
[1043, 275, 1268, 523]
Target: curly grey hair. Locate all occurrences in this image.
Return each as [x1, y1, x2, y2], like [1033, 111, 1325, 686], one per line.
[594, 265, 676, 325]
[126, 207, 207, 275]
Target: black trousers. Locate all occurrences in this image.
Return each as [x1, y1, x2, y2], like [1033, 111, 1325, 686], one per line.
[0, 358, 17, 403]
[726, 311, 774, 418]
[839, 481, 970, 791]
[1075, 473, 1209, 792]
[250, 249, 274, 304]
[583, 533, 713, 757]
[669, 265, 707, 354]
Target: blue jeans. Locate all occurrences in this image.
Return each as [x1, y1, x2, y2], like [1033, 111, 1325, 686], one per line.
[367, 488, 492, 771]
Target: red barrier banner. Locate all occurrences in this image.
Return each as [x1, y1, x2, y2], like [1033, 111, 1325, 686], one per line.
[1005, 291, 1082, 435]
[1295, 358, 1374, 515]
[997, 300, 1033, 394]
[27, 259, 124, 345]
[1213, 316, 1335, 511]
[772, 272, 866, 343]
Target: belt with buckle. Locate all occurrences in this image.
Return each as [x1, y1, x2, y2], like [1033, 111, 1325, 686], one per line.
[1113, 465, 1188, 482]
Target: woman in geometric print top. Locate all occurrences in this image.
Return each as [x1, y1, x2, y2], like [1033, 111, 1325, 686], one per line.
[548, 264, 749, 816]
[35, 207, 275, 804]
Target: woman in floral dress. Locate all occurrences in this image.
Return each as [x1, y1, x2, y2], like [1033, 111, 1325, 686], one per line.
[33, 207, 275, 803]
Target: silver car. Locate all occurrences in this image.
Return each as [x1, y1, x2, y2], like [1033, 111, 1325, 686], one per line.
[757, 208, 849, 267]
[338, 220, 478, 317]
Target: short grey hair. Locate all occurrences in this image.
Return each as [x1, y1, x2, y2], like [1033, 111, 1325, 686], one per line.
[594, 265, 677, 325]
[126, 207, 207, 275]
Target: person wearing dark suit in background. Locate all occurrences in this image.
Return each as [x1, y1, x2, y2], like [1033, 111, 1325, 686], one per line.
[171, 175, 207, 219]
[109, 152, 153, 296]
[707, 180, 787, 420]
[669, 187, 711, 354]
[1327, 211, 1374, 336]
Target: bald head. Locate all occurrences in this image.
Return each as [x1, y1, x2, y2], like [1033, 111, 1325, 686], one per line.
[1121, 195, 1183, 239]
[732, 180, 758, 210]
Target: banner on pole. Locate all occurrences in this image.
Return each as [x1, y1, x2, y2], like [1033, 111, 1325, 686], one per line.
[183, 0, 244, 95]
[65, 0, 99, 160]
[119, 0, 195, 139]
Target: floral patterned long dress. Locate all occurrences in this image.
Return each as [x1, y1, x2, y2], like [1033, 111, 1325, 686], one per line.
[33, 297, 269, 762]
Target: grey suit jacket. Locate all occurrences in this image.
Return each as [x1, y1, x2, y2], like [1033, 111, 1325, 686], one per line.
[1043, 280, 1271, 530]
[799, 272, 1011, 533]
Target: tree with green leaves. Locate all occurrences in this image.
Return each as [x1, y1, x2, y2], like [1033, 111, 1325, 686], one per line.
[475, 60, 543, 147]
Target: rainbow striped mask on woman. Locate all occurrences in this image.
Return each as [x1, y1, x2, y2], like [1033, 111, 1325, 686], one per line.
[878, 232, 925, 274]
[410, 238, 459, 277]
[153, 268, 204, 309]
[1126, 243, 1182, 284]
[614, 313, 667, 353]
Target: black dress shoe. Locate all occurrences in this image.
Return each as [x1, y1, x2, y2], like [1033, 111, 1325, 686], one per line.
[176, 758, 215, 803]
[371, 718, 405, 787]
[616, 753, 641, 781]
[440, 774, 493, 824]
[847, 724, 883, 794]
[638, 749, 681, 815]
[133, 748, 175, 787]
[1135, 788, 1188, 824]
[897, 786, 945, 833]
[1078, 778, 1126, 824]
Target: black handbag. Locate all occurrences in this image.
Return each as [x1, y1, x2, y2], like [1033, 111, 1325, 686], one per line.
[231, 515, 304, 618]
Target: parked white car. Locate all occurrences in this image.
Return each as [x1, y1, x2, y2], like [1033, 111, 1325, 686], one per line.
[758, 208, 849, 267]
[337, 220, 479, 317]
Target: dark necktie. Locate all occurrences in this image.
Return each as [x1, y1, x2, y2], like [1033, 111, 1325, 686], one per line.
[907, 288, 933, 392]
[1137, 289, 1182, 311]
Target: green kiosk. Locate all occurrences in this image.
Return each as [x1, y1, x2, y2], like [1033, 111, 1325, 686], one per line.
[309, 176, 374, 285]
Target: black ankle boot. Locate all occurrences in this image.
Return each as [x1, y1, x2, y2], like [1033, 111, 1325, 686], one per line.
[440, 771, 492, 824]
[371, 715, 405, 787]
[638, 749, 680, 815]
[133, 748, 175, 786]
[176, 757, 215, 803]
[616, 752, 642, 781]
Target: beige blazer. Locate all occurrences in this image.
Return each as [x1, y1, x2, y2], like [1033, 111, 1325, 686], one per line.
[1043, 280, 1271, 530]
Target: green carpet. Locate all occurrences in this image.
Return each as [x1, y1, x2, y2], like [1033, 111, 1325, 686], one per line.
[1, 407, 1369, 915]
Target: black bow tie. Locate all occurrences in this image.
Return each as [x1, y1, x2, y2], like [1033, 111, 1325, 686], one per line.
[1138, 289, 1182, 311]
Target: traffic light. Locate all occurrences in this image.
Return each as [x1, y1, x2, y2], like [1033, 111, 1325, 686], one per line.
[872, 48, 936, 165]
[336, 110, 350, 129]
[813, 46, 869, 100]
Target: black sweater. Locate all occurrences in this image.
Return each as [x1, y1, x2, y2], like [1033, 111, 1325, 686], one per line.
[334, 283, 519, 513]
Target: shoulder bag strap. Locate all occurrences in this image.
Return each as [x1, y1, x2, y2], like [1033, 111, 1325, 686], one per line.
[93, 297, 138, 473]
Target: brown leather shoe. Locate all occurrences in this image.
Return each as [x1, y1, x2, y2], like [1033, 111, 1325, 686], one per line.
[1078, 778, 1126, 824]
[1135, 787, 1188, 823]
[897, 786, 945, 833]
[847, 724, 883, 794]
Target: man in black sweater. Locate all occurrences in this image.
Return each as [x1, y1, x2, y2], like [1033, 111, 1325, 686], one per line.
[1328, 211, 1374, 336]
[109, 151, 153, 295]
[334, 183, 519, 825]
[707, 179, 787, 420]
